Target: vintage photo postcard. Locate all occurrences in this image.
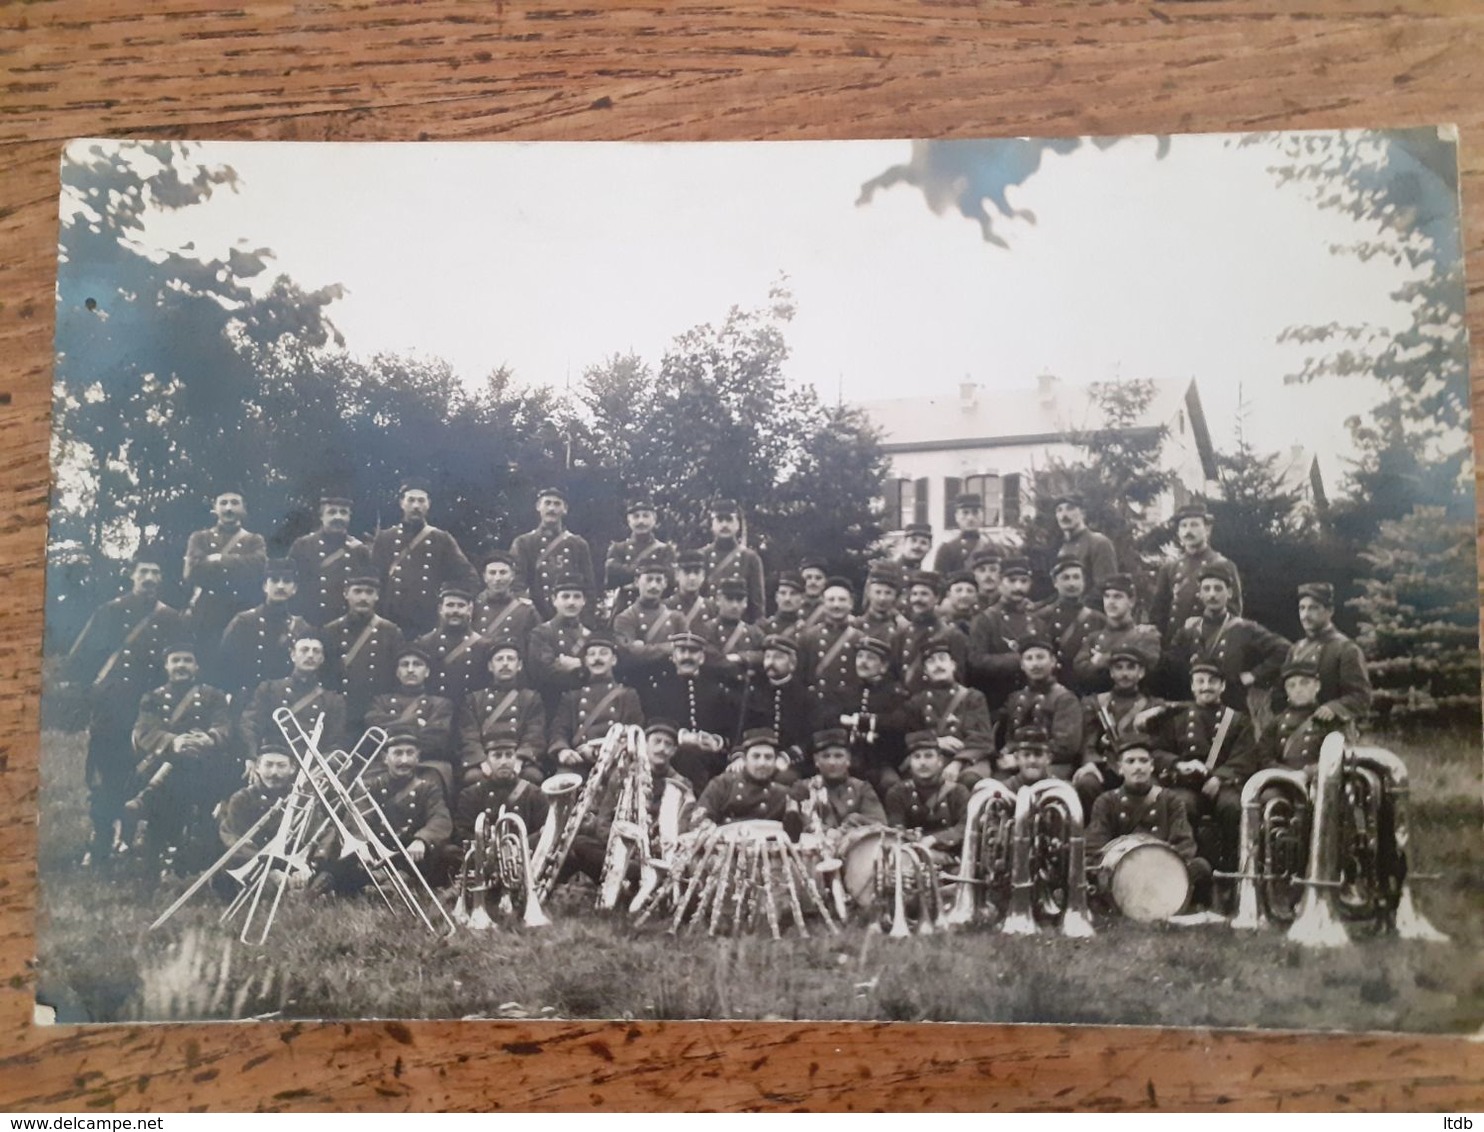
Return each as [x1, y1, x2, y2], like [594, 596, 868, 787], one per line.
[37, 131, 1479, 1030]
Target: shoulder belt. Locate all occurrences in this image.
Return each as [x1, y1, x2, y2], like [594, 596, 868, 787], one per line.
[486, 688, 521, 725]
[1205, 708, 1236, 771]
[935, 685, 972, 733]
[815, 625, 857, 677]
[94, 601, 168, 687]
[343, 619, 380, 668]
[536, 530, 577, 569]
[708, 544, 743, 583]
[166, 686, 200, 726]
[644, 609, 675, 644]
[387, 524, 435, 576]
[579, 685, 627, 735]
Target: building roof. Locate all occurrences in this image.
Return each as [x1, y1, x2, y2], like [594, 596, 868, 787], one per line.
[856, 375, 1218, 479]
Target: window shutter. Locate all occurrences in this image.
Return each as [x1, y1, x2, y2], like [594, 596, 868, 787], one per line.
[1003, 474, 1021, 527]
[884, 478, 906, 530]
[913, 478, 930, 526]
[943, 476, 962, 529]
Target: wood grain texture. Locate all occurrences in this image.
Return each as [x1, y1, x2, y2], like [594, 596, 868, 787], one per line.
[2, 0, 1483, 1112]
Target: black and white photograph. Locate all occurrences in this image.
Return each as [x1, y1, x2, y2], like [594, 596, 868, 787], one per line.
[37, 130, 1479, 1031]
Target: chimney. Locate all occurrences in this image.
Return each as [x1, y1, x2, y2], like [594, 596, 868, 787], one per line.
[959, 379, 978, 410]
[1037, 370, 1059, 407]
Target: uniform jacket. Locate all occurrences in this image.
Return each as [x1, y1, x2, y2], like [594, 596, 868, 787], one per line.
[758, 609, 805, 640]
[414, 624, 491, 702]
[1071, 621, 1163, 694]
[453, 775, 549, 845]
[909, 682, 996, 763]
[1148, 701, 1260, 787]
[1057, 528, 1119, 595]
[472, 592, 540, 658]
[896, 614, 969, 693]
[183, 524, 267, 645]
[602, 535, 676, 594]
[700, 539, 765, 623]
[510, 524, 596, 622]
[672, 592, 715, 634]
[458, 684, 547, 770]
[823, 675, 913, 771]
[693, 771, 793, 827]
[525, 616, 592, 702]
[1036, 597, 1107, 685]
[1085, 783, 1197, 861]
[639, 668, 739, 741]
[64, 592, 185, 704]
[1002, 679, 1084, 767]
[548, 678, 644, 756]
[612, 599, 684, 684]
[883, 777, 969, 849]
[320, 612, 404, 725]
[791, 773, 887, 831]
[132, 680, 232, 767]
[218, 603, 316, 699]
[218, 783, 293, 865]
[798, 618, 864, 706]
[930, 530, 985, 577]
[364, 689, 456, 767]
[1152, 547, 1243, 642]
[1258, 704, 1347, 770]
[1284, 627, 1372, 722]
[358, 766, 452, 850]
[966, 600, 1039, 708]
[1170, 612, 1290, 711]
[287, 529, 371, 627]
[241, 675, 347, 756]
[701, 616, 765, 683]
[739, 672, 814, 761]
[370, 519, 479, 636]
[1080, 689, 1165, 763]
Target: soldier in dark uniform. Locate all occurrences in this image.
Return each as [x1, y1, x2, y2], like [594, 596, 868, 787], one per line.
[1086, 737, 1212, 911]
[700, 499, 766, 623]
[883, 731, 969, 865]
[1168, 563, 1289, 714]
[1143, 662, 1261, 890]
[1151, 503, 1243, 644]
[701, 580, 764, 686]
[1285, 581, 1372, 725]
[638, 631, 738, 790]
[183, 489, 267, 677]
[1073, 646, 1167, 814]
[998, 726, 1056, 793]
[759, 571, 807, 639]
[825, 636, 913, 793]
[1053, 493, 1118, 600]
[315, 726, 452, 892]
[471, 551, 540, 660]
[62, 554, 185, 863]
[797, 558, 830, 632]
[857, 564, 910, 651]
[671, 550, 715, 633]
[364, 643, 457, 793]
[602, 497, 676, 620]
[966, 557, 1038, 713]
[1035, 557, 1107, 692]
[739, 635, 814, 773]
[321, 574, 403, 730]
[458, 642, 546, 785]
[1257, 657, 1348, 770]
[510, 486, 596, 623]
[218, 559, 315, 702]
[1000, 637, 1084, 779]
[125, 641, 235, 870]
[240, 634, 347, 757]
[525, 576, 592, 714]
[288, 495, 370, 628]
[791, 728, 887, 843]
[941, 572, 981, 637]
[908, 635, 996, 788]
[414, 585, 489, 703]
[968, 546, 1003, 614]
[691, 729, 800, 832]
[547, 635, 644, 777]
[1071, 574, 1161, 694]
[931, 492, 988, 576]
[450, 737, 550, 856]
[370, 478, 479, 636]
[611, 562, 683, 687]
[897, 523, 934, 576]
[799, 576, 864, 710]
[217, 741, 301, 872]
[897, 571, 968, 694]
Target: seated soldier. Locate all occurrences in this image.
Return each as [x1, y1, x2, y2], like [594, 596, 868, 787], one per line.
[998, 726, 1055, 793]
[828, 636, 913, 793]
[1143, 662, 1261, 901]
[907, 634, 996, 789]
[546, 634, 644, 778]
[884, 731, 969, 866]
[563, 720, 697, 884]
[1258, 656, 1348, 771]
[638, 631, 737, 791]
[363, 643, 456, 793]
[691, 729, 801, 835]
[790, 727, 887, 845]
[740, 634, 815, 775]
[457, 641, 546, 786]
[312, 725, 452, 894]
[439, 736, 551, 885]
[126, 641, 235, 871]
[1000, 637, 1083, 779]
[1073, 646, 1167, 816]
[216, 741, 302, 882]
[1086, 736, 1213, 913]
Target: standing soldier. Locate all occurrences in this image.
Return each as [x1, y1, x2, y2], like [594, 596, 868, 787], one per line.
[1152, 503, 1243, 644]
[547, 635, 644, 778]
[701, 580, 765, 686]
[1052, 494, 1118, 599]
[671, 550, 714, 633]
[759, 572, 808, 640]
[611, 563, 684, 687]
[968, 547, 1003, 614]
[1168, 564, 1289, 717]
[941, 572, 982, 637]
[218, 559, 315, 702]
[931, 493, 989, 576]
[62, 553, 185, 864]
[798, 577, 864, 710]
[701, 499, 765, 623]
[471, 551, 540, 659]
[510, 486, 596, 623]
[183, 488, 266, 676]
[414, 585, 489, 703]
[458, 644, 547, 785]
[240, 634, 347, 757]
[288, 495, 370, 628]
[363, 644, 457, 793]
[370, 477, 479, 637]
[897, 571, 968, 693]
[908, 635, 997, 788]
[1072, 574, 1161, 694]
[602, 498, 676, 620]
[321, 575, 404, 730]
[798, 558, 831, 632]
[966, 557, 1039, 713]
[857, 563, 910, 649]
[1036, 558, 1107, 692]
[1284, 581, 1372, 726]
[897, 523, 934, 576]
[525, 577, 592, 713]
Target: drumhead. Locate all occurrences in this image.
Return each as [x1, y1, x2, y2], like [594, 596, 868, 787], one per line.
[1103, 835, 1189, 922]
[839, 826, 892, 905]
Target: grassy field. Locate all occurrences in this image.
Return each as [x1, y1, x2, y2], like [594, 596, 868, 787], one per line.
[34, 727, 1484, 1031]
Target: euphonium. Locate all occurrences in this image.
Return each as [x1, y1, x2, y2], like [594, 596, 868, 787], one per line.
[945, 778, 1017, 927]
[1002, 779, 1094, 938]
[495, 810, 551, 928]
[1229, 765, 1310, 931]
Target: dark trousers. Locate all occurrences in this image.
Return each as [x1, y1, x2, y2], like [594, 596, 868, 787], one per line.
[1168, 784, 1243, 873]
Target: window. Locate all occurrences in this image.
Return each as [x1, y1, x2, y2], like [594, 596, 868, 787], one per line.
[963, 474, 1002, 526]
[884, 478, 930, 530]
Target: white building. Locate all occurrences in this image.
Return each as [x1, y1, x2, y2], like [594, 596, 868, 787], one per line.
[856, 375, 1225, 551]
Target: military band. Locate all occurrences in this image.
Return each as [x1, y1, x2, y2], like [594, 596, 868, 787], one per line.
[68, 483, 1381, 928]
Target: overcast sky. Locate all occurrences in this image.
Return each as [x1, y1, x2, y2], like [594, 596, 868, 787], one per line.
[120, 133, 1440, 489]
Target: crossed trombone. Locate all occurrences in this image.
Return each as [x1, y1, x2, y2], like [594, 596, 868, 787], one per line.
[150, 709, 454, 943]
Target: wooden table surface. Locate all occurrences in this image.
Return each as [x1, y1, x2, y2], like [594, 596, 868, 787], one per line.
[2, 0, 1482, 1112]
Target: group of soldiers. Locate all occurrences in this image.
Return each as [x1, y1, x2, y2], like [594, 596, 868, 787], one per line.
[60, 481, 1372, 915]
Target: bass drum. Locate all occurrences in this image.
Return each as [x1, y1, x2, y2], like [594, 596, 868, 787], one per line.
[838, 825, 893, 907]
[1097, 833, 1189, 922]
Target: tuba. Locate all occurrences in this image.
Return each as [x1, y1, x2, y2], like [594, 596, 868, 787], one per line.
[494, 810, 551, 928]
[1229, 766, 1311, 930]
[1001, 779, 1095, 938]
[944, 778, 1018, 927]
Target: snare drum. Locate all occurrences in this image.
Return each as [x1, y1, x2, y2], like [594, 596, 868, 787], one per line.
[1097, 833, 1189, 922]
